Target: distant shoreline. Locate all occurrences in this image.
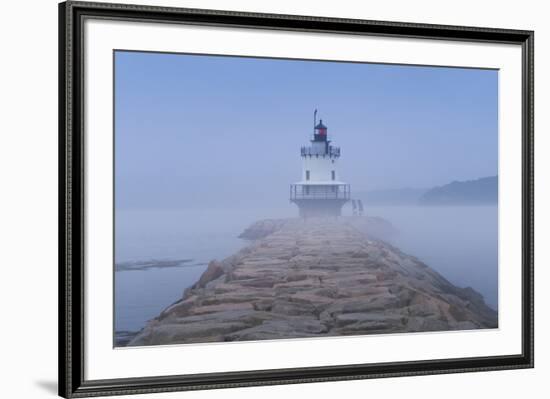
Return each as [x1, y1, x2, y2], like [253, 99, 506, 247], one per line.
[355, 176, 498, 206]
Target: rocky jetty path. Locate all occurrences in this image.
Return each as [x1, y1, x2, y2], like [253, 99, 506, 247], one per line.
[129, 218, 497, 346]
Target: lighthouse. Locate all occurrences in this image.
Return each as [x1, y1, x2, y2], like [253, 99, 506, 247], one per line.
[290, 112, 351, 218]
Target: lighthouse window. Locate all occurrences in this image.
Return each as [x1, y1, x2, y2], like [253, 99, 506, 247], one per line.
[331, 170, 336, 180]
[306, 170, 310, 181]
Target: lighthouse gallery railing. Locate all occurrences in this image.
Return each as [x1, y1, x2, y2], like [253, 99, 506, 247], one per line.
[289, 184, 350, 200]
[300, 145, 340, 157]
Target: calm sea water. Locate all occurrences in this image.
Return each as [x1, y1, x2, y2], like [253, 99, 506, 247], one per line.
[115, 208, 293, 332]
[115, 205, 498, 333]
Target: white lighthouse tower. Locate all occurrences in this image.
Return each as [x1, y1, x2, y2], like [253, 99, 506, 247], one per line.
[290, 112, 350, 218]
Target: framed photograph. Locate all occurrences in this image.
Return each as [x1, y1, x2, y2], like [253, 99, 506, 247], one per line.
[59, 1, 534, 397]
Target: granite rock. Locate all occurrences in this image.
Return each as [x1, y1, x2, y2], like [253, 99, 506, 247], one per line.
[129, 218, 497, 346]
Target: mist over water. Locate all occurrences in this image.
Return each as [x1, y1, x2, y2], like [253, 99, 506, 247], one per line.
[115, 205, 497, 333]
[115, 207, 294, 332]
[363, 205, 498, 310]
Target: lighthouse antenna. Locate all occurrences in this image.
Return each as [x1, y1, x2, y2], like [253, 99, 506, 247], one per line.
[314, 109, 318, 134]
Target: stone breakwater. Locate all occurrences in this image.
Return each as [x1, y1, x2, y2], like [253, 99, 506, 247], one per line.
[128, 218, 497, 346]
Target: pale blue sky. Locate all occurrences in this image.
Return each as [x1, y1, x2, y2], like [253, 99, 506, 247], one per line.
[115, 51, 498, 210]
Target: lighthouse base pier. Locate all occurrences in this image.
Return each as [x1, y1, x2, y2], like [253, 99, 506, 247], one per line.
[291, 199, 348, 218]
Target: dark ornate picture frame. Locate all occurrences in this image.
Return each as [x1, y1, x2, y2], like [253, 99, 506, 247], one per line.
[59, 1, 534, 397]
